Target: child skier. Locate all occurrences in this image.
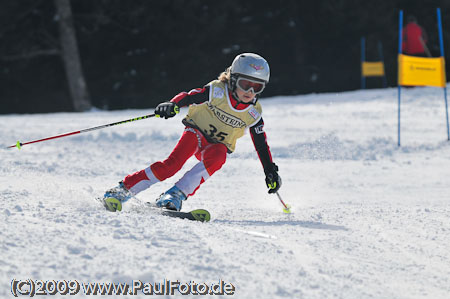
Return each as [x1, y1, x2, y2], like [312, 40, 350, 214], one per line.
[103, 53, 281, 212]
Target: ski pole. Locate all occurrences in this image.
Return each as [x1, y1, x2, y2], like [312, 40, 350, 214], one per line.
[7, 113, 155, 149]
[419, 36, 432, 57]
[276, 192, 291, 214]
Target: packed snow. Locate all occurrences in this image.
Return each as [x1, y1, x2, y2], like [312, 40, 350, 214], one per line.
[1, 86, 450, 298]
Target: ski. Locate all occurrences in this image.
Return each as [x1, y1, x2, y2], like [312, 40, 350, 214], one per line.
[160, 208, 211, 222]
[145, 202, 211, 222]
[95, 196, 210, 222]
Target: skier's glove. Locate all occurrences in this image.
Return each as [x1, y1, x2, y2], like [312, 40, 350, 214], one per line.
[155, 102, 179, 119]
[265, 163, 282, 194]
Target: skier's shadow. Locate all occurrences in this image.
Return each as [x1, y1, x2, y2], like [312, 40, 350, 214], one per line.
[214, 219, 348, 231]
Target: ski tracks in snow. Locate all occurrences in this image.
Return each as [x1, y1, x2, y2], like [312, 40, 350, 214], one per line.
[2, 88, 450, 298]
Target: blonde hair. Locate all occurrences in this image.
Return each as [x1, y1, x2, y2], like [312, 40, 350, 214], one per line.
[218, 67, 231, 83]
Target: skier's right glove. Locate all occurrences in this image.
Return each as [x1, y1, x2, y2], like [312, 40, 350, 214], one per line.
[265, 163, 282, 194]
[155, 101, 179, 119]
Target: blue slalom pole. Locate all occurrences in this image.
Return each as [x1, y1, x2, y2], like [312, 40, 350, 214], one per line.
[437, 8, 450, 141]
[397, 10, 403, 146]
[361, 37, 366, 89]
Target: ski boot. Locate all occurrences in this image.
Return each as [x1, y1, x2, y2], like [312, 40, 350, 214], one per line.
[155, 185, 186, 211]
[103, 181, 132, 212]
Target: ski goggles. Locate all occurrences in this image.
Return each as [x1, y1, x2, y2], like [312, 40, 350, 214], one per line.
[236, 77, 266, 94]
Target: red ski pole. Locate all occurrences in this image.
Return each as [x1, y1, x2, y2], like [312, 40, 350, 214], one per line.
[7, 113, 155, 149]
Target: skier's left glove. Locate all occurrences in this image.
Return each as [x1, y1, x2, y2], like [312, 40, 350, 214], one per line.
[155, 101, 179, 119]
[265, 163, 282, 194]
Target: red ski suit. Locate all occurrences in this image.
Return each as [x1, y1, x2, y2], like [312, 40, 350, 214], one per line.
[122, 85, 275, 198]
[402, 22, 428, 56]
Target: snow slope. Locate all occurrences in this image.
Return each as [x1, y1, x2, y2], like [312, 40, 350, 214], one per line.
[1, 86, 450, 298]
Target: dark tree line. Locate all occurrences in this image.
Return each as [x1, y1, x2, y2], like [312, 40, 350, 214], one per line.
[1, 0, 450, 114]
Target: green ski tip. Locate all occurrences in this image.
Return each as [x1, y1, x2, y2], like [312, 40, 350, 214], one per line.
[104, 197, 123, 212]
[190, 209, 211, 222]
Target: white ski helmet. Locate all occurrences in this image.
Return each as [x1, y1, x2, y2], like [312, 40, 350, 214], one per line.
[230, 53, 270, 84]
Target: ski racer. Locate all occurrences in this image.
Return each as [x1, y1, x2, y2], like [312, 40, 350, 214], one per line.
[102, 53, 282, 212]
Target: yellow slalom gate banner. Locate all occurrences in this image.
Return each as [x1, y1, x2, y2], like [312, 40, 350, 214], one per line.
[362, 61, 385, 77]
[398, 54, 446, 87]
